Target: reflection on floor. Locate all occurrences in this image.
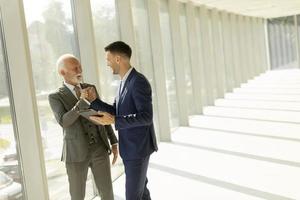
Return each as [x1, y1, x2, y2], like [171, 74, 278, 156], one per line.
[108, 69, 300, 200]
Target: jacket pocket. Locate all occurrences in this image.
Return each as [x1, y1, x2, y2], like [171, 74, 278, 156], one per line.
[64, 129, 78, 139]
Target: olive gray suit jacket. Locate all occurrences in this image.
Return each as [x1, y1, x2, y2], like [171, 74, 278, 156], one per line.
[48, 83, 118, 163]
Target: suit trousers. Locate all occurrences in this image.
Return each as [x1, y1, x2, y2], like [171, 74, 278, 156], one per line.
[123, 156, 151, 200]
[65, 144, 114, 200]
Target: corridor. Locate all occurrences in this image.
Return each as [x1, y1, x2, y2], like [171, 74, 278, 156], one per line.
[112, 69, 300, 200]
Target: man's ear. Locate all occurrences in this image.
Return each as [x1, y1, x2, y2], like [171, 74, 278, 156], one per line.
[116, 55, 121, 64]
[59, 68, 65, 76]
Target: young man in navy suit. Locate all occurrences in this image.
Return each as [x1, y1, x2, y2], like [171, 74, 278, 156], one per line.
[83, 41, 158, 200]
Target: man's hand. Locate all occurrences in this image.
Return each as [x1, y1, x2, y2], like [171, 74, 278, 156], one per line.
[80, 88, 89, 99]
[86, 87, 97, 102]
[89, 112, 115, 125]
[111, 144, 118, 165]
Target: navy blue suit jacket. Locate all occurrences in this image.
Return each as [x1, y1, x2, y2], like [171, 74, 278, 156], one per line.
[90, 68, 158, 160]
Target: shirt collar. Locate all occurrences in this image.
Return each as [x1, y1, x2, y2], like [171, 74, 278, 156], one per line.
[121, 67, 133, 83]
[64, 81, 81, 91]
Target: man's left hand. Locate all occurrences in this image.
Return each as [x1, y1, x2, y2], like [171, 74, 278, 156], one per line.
[89, 112, 115, 125]
[111, 144, 118, 165]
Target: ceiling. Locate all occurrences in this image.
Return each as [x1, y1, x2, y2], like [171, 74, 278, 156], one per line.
[182, 0, 300, 18]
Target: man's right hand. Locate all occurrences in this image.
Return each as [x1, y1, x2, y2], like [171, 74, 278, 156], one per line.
[85, 87, 97, 102]
[80, 88, 89, 99]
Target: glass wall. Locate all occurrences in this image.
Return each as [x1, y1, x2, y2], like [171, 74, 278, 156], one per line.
[0, 0, 273, 198]
[131, 0, 160, 136]
[22, 0, 96, 199]
[0, 17, 24, 200]
[268, 16, 297, 69]
[179, 3, 195, 115]
[90, 0, 120, 104]
[159, 0, 180, 130]
[90, 0, 124, 181]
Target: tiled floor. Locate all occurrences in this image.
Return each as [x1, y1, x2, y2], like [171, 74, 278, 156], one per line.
[102, 69, 300, 200]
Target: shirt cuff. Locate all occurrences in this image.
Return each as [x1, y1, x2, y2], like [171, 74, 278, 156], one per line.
[83, 98, 91, 105]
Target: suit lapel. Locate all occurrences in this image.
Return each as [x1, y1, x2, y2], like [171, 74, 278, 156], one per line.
[118, 68, 136, 108]
[59, 84, 78, 107]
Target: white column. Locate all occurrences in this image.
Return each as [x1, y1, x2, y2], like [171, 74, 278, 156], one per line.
[253, 18, 259, 75]
[258, 18, 267, 73]
[207, 10, 219, 99]
[1, 0, 49, 199]
[168, 0, 189, 125]
[266, 20, 274, 69]
[295, 15, 300, 69]
[195, 8, 209, 106]
[244, 16, 252, 80]
[246, 17, 255, 78]
[186, 2, 203, 113]
[217, 11, 228, 92]
[250, 17, 257, 76]
[199, 6, 215, 104]
[281, 22, 288, 67]
[263, 19, 271, 71]
[255, 18, 263, 74]
[273, 22, 279, 68]
[256, 18, 263, 73]
[115, 0, 138, 68]
[230, 14, 242, 86]
[211, 8, 226, 96]
[147, 0, 171, 141]
[275, 23, 282, 68]
[257, 18, 264, 74]
[238, 15, 248, 83]
[252, 17, 259, 75]
[221, 12, 235, 91]
[72, 0, 100, 87]
[286, 22, 292, 65]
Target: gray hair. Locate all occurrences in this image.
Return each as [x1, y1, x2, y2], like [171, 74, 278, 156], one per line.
[56, 54, 78, 73]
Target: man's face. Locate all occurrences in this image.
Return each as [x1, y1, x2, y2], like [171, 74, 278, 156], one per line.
[106, 51, 120, 75]
[62, 58, 82, 85]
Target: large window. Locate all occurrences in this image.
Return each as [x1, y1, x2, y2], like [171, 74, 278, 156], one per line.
[268, 16, 297, 69]
[0, 17, 24, 200]
[159, 0, 180, 130]
[23, 0, 95, 199]
[90, 0, 120, 104]
[90, 0, 124, 180]
[131, 0, 160, 137]
[179, 3, 195, 115]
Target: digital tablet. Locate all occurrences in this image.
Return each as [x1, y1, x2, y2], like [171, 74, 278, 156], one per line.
[79, 109, 103, 119]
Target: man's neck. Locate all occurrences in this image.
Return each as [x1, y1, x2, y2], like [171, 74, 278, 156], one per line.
[64, 80, 78, 86]
[119, 64, 131, 79]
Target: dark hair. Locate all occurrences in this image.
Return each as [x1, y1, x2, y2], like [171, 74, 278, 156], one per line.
[104, 41, 132, 59]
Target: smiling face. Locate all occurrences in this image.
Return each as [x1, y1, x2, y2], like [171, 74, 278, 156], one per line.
[61, 57, 83, 85]
[106, 51, 120, 75]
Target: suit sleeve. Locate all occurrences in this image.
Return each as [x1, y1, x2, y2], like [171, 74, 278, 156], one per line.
[48, 93, 89, 128]
[90, 98, 116, 115]
[115, 76, 153, 130]
[105, 125, 118, 145]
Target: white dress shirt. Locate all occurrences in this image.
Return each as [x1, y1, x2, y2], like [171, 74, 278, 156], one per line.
[64, 81, 81, 99]
[116, 67, 133, 107]
[64, 81, 91, 105]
